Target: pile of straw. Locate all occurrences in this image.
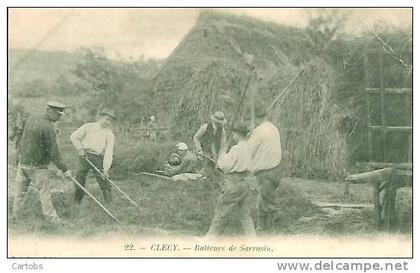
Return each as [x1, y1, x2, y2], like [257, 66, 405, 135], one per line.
[154, 12, 349, 179]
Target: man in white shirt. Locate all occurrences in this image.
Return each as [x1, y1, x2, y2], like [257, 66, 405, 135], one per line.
[70, 109, 116, 205]
[247, 107, 282, 232]
[206, 124, 256, 237]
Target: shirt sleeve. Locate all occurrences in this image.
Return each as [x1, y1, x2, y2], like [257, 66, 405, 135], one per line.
[70, 124, 87, 150]
[217, 145, 239, 172]
[193, 124, 208, 152]
[247, 130, 264, 158]
[103, 131, 115, 172]
[43, 124, 67, 172]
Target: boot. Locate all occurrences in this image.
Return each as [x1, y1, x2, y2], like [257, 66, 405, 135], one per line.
[240, 219, 257, 237]
[102, 189, 112, 204]
[205, 219, 227, 237]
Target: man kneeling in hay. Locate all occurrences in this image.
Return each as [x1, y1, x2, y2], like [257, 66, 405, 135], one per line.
[163, 142, 202, 181]
[206, 124, 256, 237]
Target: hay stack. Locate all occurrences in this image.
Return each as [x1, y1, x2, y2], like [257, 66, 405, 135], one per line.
[153, 12, 348, 179]
[264, 58, 348, 179]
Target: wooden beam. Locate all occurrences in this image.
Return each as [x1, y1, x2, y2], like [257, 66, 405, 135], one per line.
[373, 181, 382, 229]
[312, 201, 374, 209]
[345, 167, 394, 184]
[379, 52, 387, 162]
[395, 169, 413, 177]
[364, 54, 373, 161]
[365, 88, 412, 94]
[356, 162, 412, 170]
[368, 126, 412, 132]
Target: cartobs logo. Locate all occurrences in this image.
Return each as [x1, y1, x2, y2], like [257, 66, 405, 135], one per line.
[12, 262, 43, 270]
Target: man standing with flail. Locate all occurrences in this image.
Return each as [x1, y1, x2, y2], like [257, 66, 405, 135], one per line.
[12, 102, 72, 224]
[70, 109, 116, 206]
[247, 106, 282, 232]
[206, 124, 256, 237]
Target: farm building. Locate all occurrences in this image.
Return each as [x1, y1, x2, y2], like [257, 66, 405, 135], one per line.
[151, 11, 412, 180]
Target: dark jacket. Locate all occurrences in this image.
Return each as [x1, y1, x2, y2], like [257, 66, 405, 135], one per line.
[201, 122, 223, 156]
[164, 150, 201, 176]
[18, 114, 68, 172]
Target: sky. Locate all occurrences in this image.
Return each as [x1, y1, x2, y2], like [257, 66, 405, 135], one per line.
[8, 8, 412, 60]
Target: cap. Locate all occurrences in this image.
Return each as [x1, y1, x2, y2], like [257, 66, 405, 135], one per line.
[176, 142, 188, 151]
[47, 101, 66, 115]
[99, 108, 117, 119]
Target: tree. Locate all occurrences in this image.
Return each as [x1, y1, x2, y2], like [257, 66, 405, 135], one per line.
[72, 48, 161, 123]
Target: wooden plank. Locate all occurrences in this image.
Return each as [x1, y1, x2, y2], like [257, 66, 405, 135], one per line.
[368, 126, 412, 132]
[130, 127, 169, 132]
[364, 54, 373, 161]
[373, 181, 382, 229]
[345, 167, 394, 184]
[356, 162, 412, 170]
[379, 52, 387, 161]
[382, 183, 397, 231]
[365, 88, 412, 94]
[395, 169, 413, 177]
[312, 201, 373, 209]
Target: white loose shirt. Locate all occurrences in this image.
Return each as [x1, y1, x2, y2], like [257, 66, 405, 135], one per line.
[247, 121, 282, 173]
[218, 140, 251, 173]
[70, 123, 115, 172]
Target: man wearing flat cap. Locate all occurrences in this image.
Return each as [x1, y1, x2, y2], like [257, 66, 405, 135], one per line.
[70, 108, 116, 205]
[12, 101, 72, 224]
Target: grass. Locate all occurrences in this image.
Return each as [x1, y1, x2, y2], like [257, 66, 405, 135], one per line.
[8, 167, 412, 237]
[8, 98, 412, 238]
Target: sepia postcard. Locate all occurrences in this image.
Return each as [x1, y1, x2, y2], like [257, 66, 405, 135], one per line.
[7, 7, 412, 258]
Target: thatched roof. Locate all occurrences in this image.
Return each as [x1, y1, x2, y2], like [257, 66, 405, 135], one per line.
[151, 11, 314, 111]
[147, 11, 351, 179]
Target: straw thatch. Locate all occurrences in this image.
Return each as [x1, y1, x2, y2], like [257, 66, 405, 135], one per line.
[150, 12, 411, 179]
[150, 12, 349, 179]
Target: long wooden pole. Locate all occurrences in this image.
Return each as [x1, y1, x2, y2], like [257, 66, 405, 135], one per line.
[69, 176, 120, 224]
[83, 156, 143, 212]
[266, 68, 304, 112]
[250, 77, 256, 130]
[226, 75, 251, 142]
[136, 172, 174, 181]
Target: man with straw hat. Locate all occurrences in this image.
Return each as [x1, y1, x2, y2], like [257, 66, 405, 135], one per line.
[12, 101, 72, 224]
[247, 106, 282, 232]
[193, 111, 227, 163]
[206, 124, 256, 237]
[70, 108, 116, 205]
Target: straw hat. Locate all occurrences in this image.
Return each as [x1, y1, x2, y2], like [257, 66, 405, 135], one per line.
[210, 111, 227, 125]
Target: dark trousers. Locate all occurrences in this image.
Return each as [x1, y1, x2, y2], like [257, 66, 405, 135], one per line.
[74, 153, 112, 204]
[255, 165, 281, 231]
[207, 173, 256, 236]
